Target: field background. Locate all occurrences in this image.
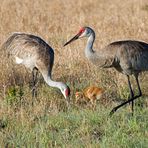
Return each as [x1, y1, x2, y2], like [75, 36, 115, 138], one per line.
[0, 0, 148, 147]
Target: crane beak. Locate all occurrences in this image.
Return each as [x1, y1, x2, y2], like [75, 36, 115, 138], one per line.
[64, 33, 80, 46]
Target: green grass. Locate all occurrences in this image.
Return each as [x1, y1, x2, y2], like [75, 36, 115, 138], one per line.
[0, 83, 148, 147]
[0, 61, 148, 148]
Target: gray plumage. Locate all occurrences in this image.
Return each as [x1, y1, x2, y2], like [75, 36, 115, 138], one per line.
[2, 32, 70, 99]
[2, 33, 54, 75]
[90, 40, 148, 75]
[64, 26, 148, 115]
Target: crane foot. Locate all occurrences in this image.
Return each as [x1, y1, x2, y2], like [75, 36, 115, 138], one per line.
[109, 107, 118, 117]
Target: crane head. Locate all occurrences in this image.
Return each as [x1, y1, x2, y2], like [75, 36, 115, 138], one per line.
[60, 83, 70, 99]
[64, 26, 90, 46]
[75, 91, 83, 99]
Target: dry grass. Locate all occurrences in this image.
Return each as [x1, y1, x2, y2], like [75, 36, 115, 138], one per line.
[0, 0, 148, 147]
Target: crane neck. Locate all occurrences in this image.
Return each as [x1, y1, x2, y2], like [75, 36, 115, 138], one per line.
[85, 30, 95, 58]
[42, 73, 63, 90]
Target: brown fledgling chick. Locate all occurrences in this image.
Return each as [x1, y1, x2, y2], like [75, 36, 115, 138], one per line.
[75, 86, 104, 110]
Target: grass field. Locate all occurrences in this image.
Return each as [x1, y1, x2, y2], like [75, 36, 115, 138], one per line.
[0, 0, 148, 147]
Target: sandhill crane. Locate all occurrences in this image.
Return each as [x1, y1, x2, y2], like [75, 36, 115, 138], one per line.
[2, 33, 70, 104]
[64, 26, 148, 116]
[75, 86, 104, 110]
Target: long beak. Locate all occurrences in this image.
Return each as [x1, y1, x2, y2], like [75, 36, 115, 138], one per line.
[64, 33, 80, 46]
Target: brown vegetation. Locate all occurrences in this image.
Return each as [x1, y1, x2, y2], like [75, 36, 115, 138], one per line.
[0, 0, 148, 115]
[1, 0, 148, 147]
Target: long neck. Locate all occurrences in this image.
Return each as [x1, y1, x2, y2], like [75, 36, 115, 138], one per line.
[42, 73, 62, 90]
[85, 31, 95, 59]
[84, 30, 114, 68]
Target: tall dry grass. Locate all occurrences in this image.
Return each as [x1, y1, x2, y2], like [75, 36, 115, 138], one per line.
[0, 0, 148, 147]
[0, 0, 148, 85]
[1, 0, 148, 96]
[0, 0, 148, 113]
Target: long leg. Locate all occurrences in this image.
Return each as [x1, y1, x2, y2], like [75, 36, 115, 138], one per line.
[32, 67, 38, 105]
[135, 74, 142, 97]
[110, 74, 142, 116]
[127, 75, 134, 114]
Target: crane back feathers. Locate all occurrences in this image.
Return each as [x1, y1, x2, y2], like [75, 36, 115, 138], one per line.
[89, 40, 148, 75]
[1, 33, 54, 72]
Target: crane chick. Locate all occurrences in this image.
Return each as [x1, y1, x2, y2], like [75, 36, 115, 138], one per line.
[75, 86, 104, 110]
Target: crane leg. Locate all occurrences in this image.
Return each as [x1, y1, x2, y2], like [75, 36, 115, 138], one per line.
[32, 67, 38, 105]
[110, 75, 142, 116]
[127, 76, 134, 114]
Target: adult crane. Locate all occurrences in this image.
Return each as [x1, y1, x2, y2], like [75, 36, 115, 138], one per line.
[64, 26, 148, 116]
[2, 33, 70, 104]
